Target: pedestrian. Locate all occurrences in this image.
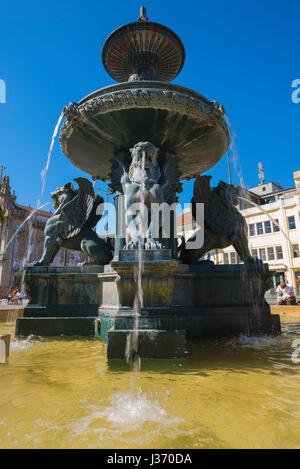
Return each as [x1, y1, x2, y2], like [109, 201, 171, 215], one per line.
[276, 281, 296, 305]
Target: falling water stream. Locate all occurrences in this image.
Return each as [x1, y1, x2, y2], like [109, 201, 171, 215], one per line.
[222, 114, 290, 327]
[125, 152, 147, 377]
[3, 201, 51, 256]
[2, 112, 65, 337]
[20, 112, 64, 290]
[224, 114, 245, 187]
[3, 201, 50, 328]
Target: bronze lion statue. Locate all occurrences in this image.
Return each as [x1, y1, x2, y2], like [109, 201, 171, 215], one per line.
[179, 175, 255, 264]
[32, 177, 112, 266]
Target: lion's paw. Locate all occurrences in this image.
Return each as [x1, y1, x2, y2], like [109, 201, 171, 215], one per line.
[145, 239, 163, 250]
[124, 240, 144, 250]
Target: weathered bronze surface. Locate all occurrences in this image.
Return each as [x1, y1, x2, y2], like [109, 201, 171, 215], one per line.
[60, 82, 229, 181]
[33, 178, 112, 266]
[101, 16, 185, 83]
[179, 176, 255, 264]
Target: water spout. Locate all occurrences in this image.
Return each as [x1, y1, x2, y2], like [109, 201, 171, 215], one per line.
[39, 111, 64, 204]
[19, 111, 64, 291]
[224, 114, 246, 189]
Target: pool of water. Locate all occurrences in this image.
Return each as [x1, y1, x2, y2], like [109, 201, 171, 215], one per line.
[0, 317, 300, 449]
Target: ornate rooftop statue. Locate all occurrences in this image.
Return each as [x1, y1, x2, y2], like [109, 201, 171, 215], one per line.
[258, 162, 265, 185]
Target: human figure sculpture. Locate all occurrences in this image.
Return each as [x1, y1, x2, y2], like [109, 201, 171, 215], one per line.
[115, 141, 182, 250]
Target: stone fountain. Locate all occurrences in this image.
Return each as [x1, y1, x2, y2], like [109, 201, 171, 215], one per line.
[16, 7, 281, 357]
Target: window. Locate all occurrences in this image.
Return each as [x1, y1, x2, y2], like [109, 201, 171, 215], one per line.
[224, 253, 229, 264]
[259, 248, 266, 261]
[292, 244, 300, 258]
[267, 247, 275, 261]
[288, 216, 296, 230]
[273, 219, 280, 232]
[249, 224, 255, 236]
[276, 246, 283, 260]
[251, 249, 258, 260]
[264, 221, 272, 234]
[230, 252, 237, 264]
[256, 222, 264, 235]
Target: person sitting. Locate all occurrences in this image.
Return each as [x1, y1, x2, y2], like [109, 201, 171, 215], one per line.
[276, 281, 296, 305]
[8, 287, 14, 304]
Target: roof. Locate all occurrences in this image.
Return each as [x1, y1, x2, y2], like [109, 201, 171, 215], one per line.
[15, 204, 52, 218]
[176, 211, 194, 228]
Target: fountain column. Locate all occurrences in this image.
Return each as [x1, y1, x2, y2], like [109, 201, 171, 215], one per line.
[113, 192, 126, 259]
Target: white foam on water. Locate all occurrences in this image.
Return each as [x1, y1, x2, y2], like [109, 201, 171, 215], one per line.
[67, 390, 185, 445]
[100, 391, 167, 426]
[237, 335, 280, 347]
[10, 335, 37, 352]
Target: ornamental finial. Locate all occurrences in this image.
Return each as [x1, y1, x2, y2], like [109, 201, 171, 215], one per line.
[139, 5, 148, 22]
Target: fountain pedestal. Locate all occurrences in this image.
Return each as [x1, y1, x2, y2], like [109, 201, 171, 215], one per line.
[99, 249, 186, 359]
[97, 259, 280, 358]
[110, 249, 178, 312]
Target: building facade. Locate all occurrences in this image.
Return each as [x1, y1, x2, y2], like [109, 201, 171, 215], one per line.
[220, 170, 300, 294]
[0, 169, 83, 297]
[177, 170, 300, 295]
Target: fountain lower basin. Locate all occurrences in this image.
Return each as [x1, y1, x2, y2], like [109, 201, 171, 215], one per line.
[16, 257, 281, 358]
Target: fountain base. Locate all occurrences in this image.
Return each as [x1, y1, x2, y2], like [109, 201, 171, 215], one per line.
[16, 317, 96, 337]
[98, 260, 280, 358]
[16, 261, 281, 358]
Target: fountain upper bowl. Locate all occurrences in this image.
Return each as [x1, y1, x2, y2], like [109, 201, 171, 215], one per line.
[59, 81, 230, 181]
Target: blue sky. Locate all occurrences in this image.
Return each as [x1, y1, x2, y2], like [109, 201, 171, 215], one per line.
[0, 0, 299, 215]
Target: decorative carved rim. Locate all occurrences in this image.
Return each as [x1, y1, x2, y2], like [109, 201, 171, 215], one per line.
[60, 83, 229, 150]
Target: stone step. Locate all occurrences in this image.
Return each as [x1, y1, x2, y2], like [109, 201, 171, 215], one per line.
[107, 328, 185, 359]
[15, 317, 97, 337]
